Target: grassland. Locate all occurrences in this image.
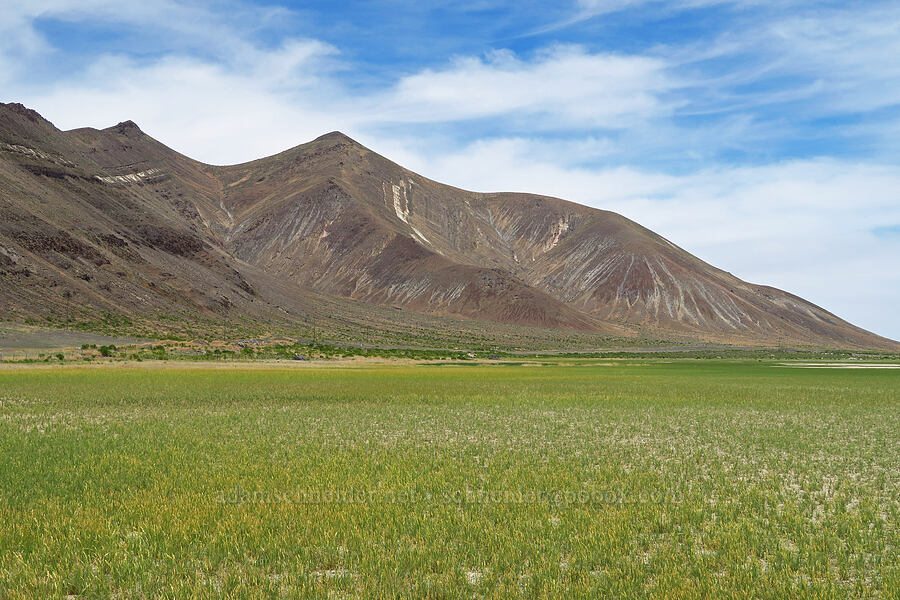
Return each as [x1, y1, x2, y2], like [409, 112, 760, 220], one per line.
[0, 361, 898, 598]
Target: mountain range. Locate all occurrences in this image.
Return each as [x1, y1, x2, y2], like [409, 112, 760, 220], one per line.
[1, 101, 896, 350]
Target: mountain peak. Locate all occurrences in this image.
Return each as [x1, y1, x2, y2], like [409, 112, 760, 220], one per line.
[0, 102, 50, 125]
[314, 131, 358, 144]
[106, 120, 143, 136]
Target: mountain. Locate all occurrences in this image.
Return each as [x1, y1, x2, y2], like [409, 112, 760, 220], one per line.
[0, 102, 896, 350]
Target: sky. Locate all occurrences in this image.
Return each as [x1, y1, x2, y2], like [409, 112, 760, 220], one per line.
[2, 0, 899, 340]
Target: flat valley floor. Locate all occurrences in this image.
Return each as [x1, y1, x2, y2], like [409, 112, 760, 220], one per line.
[0, 361, 898, 598]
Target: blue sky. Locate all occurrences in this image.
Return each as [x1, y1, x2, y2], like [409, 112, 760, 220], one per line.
[2, 1, 899, 340]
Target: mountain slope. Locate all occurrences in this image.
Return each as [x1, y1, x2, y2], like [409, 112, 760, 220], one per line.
[0, 102, 896, 350]
[213, 130, 896, 349]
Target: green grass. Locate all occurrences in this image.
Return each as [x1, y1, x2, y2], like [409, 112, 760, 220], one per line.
[0, 361, 898, 598]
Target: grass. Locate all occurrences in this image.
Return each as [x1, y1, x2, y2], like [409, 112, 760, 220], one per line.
[0, 361, 897, 598]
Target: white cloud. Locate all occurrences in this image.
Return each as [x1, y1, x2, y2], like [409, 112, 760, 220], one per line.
[0, 2, 350, 164]
[372, 45, 674, 128]
[10, 42, 679, 164]
[20, 45, 343, 165]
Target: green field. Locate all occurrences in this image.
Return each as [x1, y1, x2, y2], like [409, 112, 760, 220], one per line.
[0, 361, 898, 598]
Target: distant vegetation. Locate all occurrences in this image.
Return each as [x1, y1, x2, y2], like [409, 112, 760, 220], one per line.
[4, 337, 899, 364]
[11, 304, 687, 355]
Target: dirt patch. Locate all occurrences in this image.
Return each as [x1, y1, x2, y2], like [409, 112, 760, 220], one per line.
[0, 324, 147, 351]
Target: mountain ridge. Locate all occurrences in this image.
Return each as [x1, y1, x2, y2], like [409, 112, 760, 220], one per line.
[1, 102, 896, 350]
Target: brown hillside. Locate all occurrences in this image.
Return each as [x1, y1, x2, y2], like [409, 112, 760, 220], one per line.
[1, 103, 896, 350]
